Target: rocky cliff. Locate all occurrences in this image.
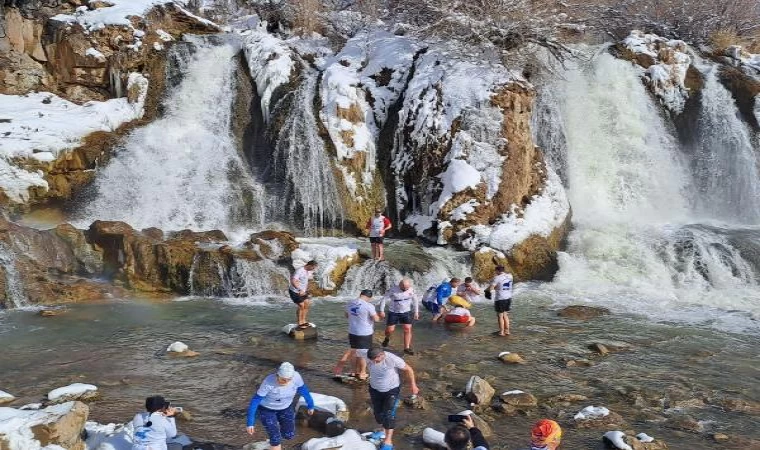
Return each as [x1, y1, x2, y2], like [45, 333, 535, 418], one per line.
[0, 0, 219, 210]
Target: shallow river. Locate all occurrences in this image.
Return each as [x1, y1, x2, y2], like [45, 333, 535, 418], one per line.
[1, 291, 759, 449]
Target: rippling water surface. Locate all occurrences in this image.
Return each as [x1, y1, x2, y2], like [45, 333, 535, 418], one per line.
[2, 292, 759, 449]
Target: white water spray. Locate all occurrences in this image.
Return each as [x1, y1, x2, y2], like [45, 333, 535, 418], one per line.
[549, 52, 760, 329]
[0, 243, 27, 308]
[77, 37, 266, 231]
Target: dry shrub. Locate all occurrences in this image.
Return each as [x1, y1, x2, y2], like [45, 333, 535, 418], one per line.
[710, 28, 741, 53]
[292, 0, 325, 36]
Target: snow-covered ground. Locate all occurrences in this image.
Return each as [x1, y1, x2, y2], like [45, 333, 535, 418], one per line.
[0, 74, 148, 203]
[47, 383, 98, 402]
[51, 0, 216, 33]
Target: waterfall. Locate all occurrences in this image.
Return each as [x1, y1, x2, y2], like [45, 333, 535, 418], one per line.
[0, 243, 27, 308]
[549, 51, 760, 329]
[76, 36, 267, 231]
[689, 67, 760, 223]
[269, 71, 344, 236]
[226, 258, 289, 297]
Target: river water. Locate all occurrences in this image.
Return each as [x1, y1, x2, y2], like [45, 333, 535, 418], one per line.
[2, 290, 758, 449]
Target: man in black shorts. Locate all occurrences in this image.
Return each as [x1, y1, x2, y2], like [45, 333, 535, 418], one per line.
[289, 260, 317, 328]
[367, 209, 392, 261]
[378, 279, 419, 355]
[334, 289, 379, 379]
[488, 265, 514, 336]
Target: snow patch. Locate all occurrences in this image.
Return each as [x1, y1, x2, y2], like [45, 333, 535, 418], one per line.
[0, 390, 14, 403]
[502, 390, 525, 396]
[156, 29, 174, 42]
[301, 429, 375, 450]
[636, 433, 654, 443]
[622, 30, 692, 114]
[422, 427, 446, 447]
[166, 341, 189, 353]
[460, 167, 569, 253]
[0, 403, 82, 450]
[47, 383, 97, 401]
[603, 431, 632, 450]
[574, 405, 610, 421]
[84, 421, 133, 450]
[297, 393, 347, 416]
[292, 244, 358, 290]
[85, 47, 106, 62]
[241, 22, 295, 121]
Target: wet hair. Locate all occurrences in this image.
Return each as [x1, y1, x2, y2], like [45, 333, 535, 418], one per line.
[444, 424, 471, 450]
[367, 347, 384, 360]
[306, 260, 318, 267]
[145, 395, 168, 413]
[450, 277, 461, 284]
[464, 277, 473, 283]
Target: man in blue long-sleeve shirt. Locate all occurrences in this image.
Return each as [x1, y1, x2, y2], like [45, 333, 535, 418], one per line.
[426, 278, 461, 322]
[245, 362, 314, 450]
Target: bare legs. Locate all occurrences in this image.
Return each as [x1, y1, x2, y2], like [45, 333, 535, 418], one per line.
[497, 312, 510, 336]
[296, 299, 311, 326]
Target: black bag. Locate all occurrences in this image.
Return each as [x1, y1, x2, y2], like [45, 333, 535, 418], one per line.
[484, 289, 492, 300]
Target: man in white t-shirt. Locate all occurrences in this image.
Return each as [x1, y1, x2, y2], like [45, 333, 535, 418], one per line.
[366, 209, 392, 261]
[378, 279, 419, 355]
[364, 347, 419, 450]
[334, 289, 380, 380]
[457, 277, 482, 303]
[289, 260, 318, 328]
[487, 265, 514, 336]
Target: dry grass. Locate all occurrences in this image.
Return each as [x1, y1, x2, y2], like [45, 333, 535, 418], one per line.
[291, 0, 325, 36]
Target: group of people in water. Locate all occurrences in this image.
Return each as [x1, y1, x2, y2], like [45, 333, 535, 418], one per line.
[131, 211, 561, 450]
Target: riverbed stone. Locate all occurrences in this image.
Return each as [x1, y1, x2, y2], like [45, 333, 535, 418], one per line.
[558, 305, 611, 320]
[465, 376, 495, 405]
[664, 415, 703, 433]
[576, 411, 625, 429]
[500, 391, 538, 407]
[403, 395, 428, 410]
[498, 352, 525, 364]
[589, 343, 610, 356]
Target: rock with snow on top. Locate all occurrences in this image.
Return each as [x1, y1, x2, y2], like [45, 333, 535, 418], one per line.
[166, 341, 188, 353]
[47, 383, 98, 403]
[465, 376, 495, 405]
[603, 431, 633, 450]
[301, 429, 376, 450]
[575, 406, 610, 421]
[298, 393, 349, 422]
[500, 390, 537, 407]
[0, 390, 15, 405]
[0, 401, 90, 449]
[636, 433, 654, 443]
[422, 427, 447, 449]
[283, 323, 318, 340]
[498, 351, 525, 364]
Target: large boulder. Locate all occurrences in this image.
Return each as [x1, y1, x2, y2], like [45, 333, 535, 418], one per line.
[465, 376, 495, 405]
[0, 401, 89, 450]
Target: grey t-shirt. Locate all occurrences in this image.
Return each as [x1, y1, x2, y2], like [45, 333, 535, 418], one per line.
[367, 351, 406, 392]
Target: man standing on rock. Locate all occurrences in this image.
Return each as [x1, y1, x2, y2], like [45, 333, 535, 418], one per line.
[379, 278, 419, 355]
[334, 289, 380, 380]
[364, 347, 419, 450]
[487, 265, 513, 336]
[367, 208, 392, 261]
[289, 260, 318, 329]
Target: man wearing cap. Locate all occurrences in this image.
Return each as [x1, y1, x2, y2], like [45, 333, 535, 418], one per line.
[487, 265, 513, 336]
[132, 396, 179, 450]
[379, 278, 419, 355]
[364, 347, 419, 450]
[246, 362, 315, 450]
[367, 209, 392, 261]
[289, 260, 318, 329]
[333, 289, 380, 380]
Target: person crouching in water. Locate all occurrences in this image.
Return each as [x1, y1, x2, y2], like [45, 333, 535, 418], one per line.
[132, 395, 179, 450]
[442, 294, 476, 327]
[246, 362, 315, 450]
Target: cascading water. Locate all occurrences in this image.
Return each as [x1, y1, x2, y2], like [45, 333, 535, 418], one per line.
[546, 50, 760, 330]
[269, 71, 344, 236]
[76, 36, 266, 231]
[0, 243, 27, 308]
[689, 67, 760, 223]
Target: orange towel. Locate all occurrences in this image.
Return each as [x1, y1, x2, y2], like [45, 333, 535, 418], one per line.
[531, 419, 562, 450]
